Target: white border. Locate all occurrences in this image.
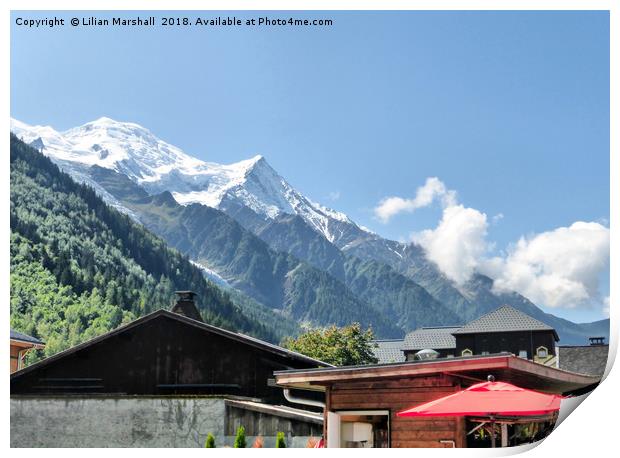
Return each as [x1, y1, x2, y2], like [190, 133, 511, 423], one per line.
[2, 1, 616, 457]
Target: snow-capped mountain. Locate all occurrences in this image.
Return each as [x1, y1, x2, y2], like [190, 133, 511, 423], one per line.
[10, 117, 608, 344]
[11, 117, 364, 243]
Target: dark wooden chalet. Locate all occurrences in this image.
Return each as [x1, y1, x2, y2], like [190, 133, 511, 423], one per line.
[11, 294, 330, 404]
[452, 306, 559, 363]
[275, 353, 600, 448]
[377, 306, 560, 365]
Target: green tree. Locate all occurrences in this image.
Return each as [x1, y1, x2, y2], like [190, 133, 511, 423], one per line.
[275, 432, 286, 448]
[204, 433, 215, 448]
[282, 323, 379, 366]
[233, 426, 246, 448]
[9, 134, 277, 366]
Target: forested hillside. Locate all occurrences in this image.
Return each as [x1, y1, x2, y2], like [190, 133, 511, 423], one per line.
[10, 135, 276, 362]
[88, 165, 403, 337]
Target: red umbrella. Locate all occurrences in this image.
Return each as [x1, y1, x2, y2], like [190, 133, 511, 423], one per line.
[397, 376, 563, 447]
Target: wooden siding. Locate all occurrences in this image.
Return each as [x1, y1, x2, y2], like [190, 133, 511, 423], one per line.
[327, 374, 466, 448]
[11, 314, 320, 404]
[455, 330, 556, 359]
[10, 345, 21, 374]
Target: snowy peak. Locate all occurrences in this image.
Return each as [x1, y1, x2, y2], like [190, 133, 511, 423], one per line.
[11, 117, 207, 182]
[11, 116, 363, 243]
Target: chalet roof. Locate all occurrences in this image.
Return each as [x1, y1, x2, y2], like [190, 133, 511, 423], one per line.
[11, 309, 332, 379]
[10, 329, 44, 346]
[452, 306, 559, 340]
[275, 353, 601, 396]
[373, 340, 406, 364]
[402, 326, 460, 351]
[557, 345, 609, 377]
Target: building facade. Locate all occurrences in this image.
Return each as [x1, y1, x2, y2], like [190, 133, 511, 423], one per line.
[275, 354, 600, 448]
[11, 293, 329, 447]
[373, 306, 560, 365]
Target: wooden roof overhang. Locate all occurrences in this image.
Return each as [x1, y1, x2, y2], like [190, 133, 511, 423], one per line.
[10, 339, 45, 350]
[274, 354, 600, 396]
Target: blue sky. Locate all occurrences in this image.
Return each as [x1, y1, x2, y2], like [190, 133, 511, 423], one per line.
[11, 11, 609, 322]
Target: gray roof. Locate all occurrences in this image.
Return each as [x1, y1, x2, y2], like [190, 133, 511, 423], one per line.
[373, 339, 406, 364]
[452, 306, 557, 339]
[10, 329, 44, 345]
[402, 327, 460, 351]
[557, 345, 609, 376]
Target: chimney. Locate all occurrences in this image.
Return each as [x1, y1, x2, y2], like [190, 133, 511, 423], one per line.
[170, 291, 203, 322]
[589, 337, 605, 346]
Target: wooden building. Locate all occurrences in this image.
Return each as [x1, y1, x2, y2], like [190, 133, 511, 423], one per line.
[11, 306, 328, 402]
[275, 353, 599, 448]
[10, 329, 44, 374]
[11, 293, 330, 447]
[374, 306, 560, 365]
[452, 306, 559, 363]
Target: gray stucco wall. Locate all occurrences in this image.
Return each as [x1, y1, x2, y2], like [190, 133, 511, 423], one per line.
[11, 396, 320, 448]
[11, 396, 226, 447]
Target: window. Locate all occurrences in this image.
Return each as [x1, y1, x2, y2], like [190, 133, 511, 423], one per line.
[461, 349, 473, 357]
[536, 346, 548, 358]
[519, 350, 528, 358]
[447, 354, 455, 358]
[481, 351, 490, 356]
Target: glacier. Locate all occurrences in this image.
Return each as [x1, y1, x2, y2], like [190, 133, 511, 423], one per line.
[10, 116, 365, 243]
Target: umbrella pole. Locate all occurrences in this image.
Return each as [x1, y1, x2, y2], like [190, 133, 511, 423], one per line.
[491, 417, 496, 448]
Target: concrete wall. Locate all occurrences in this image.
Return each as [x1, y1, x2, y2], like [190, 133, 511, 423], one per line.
[11, 396, 320, 448]
[11, 396, 226, 447]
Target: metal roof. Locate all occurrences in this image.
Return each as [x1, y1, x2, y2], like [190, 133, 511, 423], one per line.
[402, 326, 460, 350]
[373, 339, 406, 364]
[452, 306, 558, 339]
[10, 329, 44, 346]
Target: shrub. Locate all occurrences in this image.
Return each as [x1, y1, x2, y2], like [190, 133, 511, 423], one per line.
[275, 432, 286, 448]
[204, 433, 215, 448]
[234, 426, 246, 448]
[251, 436, 264, 448]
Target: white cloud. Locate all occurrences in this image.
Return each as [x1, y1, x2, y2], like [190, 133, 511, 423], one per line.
[412, 205, 490, 284]
[381, 177, 610, 311]
[374, 177, 456, 223]
[328, 191, 341, 201]
[603, 296, 610, 317]
[485, 222, 610, 309]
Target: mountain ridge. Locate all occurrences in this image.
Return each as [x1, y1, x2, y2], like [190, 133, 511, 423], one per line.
[11, 117, 609, 345]
[9, 134, 289, 362]
[88, 164, 406, 337]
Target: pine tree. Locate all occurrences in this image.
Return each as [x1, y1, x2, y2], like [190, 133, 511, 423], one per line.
[275, 432, 286, 448]
[233, 426, 246, 448]
[204, 433, 215, 448]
